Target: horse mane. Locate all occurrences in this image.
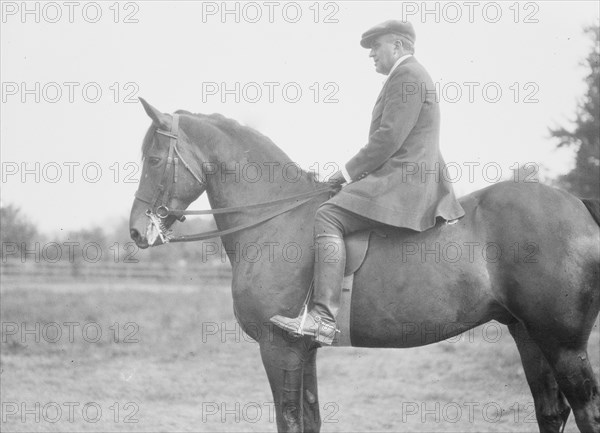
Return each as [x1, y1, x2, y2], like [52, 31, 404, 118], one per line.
[140, 110, 320, 184]
[184, 110, 320, 184]
[178, 110, 292, 160]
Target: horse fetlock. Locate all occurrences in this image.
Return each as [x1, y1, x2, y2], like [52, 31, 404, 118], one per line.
[281, 402, 302, 427]
[537, 411, 568, 433]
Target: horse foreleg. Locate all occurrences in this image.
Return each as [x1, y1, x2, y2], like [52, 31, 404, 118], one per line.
[302, 346, 321, 433]
[260, 332, 311, 432]
[508, 322, 572, 433]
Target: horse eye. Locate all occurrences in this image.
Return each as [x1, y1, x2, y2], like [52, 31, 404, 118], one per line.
[147, 157, 161, 166]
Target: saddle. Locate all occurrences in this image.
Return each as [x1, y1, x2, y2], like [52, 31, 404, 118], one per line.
[335, 230, 373, 346]
[334, 218, 461, 346]
[344, 230, 372, 277]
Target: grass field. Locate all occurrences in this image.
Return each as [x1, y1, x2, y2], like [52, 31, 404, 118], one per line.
[1, 278, 598, 432]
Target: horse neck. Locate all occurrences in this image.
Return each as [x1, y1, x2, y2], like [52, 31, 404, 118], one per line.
[185, 116, 320, 232]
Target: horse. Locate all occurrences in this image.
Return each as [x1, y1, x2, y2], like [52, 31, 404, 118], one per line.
[129, 98, 600, 433]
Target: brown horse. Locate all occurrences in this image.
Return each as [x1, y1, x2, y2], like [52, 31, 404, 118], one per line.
[129, 99, 600, 433]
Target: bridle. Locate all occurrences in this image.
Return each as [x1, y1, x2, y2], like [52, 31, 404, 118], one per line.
[135, 114, 338, 244]
[134, 114, 206, 221]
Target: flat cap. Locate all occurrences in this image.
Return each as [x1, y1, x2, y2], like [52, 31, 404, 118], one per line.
[360, 20, 416, 48]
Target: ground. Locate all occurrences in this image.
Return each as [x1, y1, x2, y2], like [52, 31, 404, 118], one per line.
[1, 279, 598, 432]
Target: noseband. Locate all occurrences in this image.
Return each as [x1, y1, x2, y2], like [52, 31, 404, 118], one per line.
[134, 114, 206, 220]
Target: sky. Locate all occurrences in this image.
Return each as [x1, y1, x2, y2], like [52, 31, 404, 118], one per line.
[1, 1, 598, 234]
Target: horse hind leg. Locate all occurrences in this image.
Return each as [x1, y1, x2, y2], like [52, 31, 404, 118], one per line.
[520, 319, 600, 433]
[541, 342, 600, 433]
[509, 322, 572, 433]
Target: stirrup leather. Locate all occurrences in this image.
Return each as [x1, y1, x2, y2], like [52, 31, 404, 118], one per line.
[296, 304, 310, 335]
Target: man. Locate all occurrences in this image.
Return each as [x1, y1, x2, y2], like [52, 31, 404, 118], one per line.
[270, 20, 465, 345]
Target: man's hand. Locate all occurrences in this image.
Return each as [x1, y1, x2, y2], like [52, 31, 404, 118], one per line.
[327, 170, 346, 185]
[326, 170, 346, 195]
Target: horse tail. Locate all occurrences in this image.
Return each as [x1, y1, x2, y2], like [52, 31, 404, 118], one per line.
[581, 198, 600, 227]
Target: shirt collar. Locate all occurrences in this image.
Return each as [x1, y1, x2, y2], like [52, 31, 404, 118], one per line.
[383, 54, 413, 84]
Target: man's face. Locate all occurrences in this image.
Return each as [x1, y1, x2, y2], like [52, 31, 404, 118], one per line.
[369, 34, 401, 75]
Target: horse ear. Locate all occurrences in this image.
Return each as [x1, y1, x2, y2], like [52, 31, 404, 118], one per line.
[139, 97, 170, 129]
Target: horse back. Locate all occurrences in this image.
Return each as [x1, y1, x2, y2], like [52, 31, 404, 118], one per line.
[347, 182, 600, 348]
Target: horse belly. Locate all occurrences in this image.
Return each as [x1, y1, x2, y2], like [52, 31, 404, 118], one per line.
[348, 228, 499, 348]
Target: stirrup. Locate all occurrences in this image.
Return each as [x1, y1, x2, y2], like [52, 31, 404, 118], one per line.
[281, 306, 339, 345]
[313, 317, 339, 345]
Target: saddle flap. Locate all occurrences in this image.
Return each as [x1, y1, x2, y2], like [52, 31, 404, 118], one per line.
[344, 230, 372, 277]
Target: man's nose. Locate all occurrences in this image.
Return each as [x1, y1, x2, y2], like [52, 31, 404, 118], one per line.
[369, 49, 375, 58]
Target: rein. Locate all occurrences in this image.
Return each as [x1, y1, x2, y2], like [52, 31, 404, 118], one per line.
[167, 191, 331, 243]
[138, 114, 338, 243]
[158, 187, 336, 218]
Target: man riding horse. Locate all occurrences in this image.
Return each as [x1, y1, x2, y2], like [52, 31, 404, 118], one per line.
[271, 20, 465, 345]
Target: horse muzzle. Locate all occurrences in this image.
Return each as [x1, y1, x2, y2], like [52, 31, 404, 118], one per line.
[129, 212, 168, 248]
[129, 199, 166, 248]
[129, 227, 149, 249]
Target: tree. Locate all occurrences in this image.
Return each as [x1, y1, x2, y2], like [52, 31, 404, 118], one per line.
[550, 25, 600, 199]
[0, 203, 40, 259]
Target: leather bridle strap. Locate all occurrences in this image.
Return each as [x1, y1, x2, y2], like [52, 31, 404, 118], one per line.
[136, 113, 339, 243]
[156, 114, 179, 209]
[154, 118, 207, 190]
[171, 144, 205, 187]
[134, 115, 182, 209]
[161, 186, 337, 218]
[135, 114, 207, 222]
[166, 186, 337, 242]
[167, 195, 319, 243]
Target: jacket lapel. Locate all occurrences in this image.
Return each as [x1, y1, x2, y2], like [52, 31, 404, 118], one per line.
[372, 87, 385, 118]
[371, 57, 418, 123]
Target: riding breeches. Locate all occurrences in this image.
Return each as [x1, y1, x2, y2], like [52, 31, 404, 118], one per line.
[314, 203, 388, 238]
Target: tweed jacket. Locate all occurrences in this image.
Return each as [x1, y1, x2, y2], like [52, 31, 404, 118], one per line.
[328, 56, 465, 231]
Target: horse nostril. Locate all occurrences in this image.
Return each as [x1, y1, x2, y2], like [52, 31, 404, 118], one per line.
[130, 228, 140, 241]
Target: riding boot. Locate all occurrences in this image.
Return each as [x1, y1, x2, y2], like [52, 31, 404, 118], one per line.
[270, 234, 346, 345]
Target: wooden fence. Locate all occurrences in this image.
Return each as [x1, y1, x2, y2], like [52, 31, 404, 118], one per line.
[0, 260, 231, 283]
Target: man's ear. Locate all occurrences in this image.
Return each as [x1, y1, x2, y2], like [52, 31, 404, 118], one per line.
[395, 39, 404, 53]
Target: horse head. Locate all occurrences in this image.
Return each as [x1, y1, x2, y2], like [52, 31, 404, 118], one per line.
[130, 98, 320, 249]
[129, 98, 207, 248]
